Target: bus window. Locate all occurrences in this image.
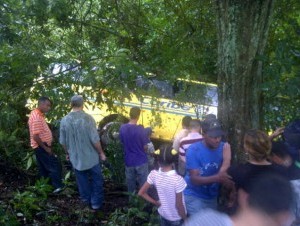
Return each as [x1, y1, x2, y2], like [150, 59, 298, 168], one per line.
[136, 76, 174, 98]
[174, 80, 218, 107]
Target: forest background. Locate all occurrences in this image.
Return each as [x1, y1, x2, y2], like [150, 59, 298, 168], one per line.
[0, 0, 300, 225]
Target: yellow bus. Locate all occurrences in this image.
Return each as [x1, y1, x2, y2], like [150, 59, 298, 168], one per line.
[83, 76, 218, 145]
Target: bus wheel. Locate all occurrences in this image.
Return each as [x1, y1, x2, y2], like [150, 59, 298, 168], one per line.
[99, 115, 128, 147]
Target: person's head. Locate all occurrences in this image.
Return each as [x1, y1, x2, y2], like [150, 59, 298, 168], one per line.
[270, 141, 293, 167]
[129, 107, 141, 120]
[203, 113, 217, 121]
[283, 120, 300, 162]
[37, 96, 52, 113]
[144, 127, 153, 138]
[189, 119, 201, 132]
[202, 119, 224, 149]
[182, 116, 192, 129]
[243, 129, 271, 161]
[71, 95, 84, 108]
[238, 173, 295, 226]
[154, 144, 178, 167]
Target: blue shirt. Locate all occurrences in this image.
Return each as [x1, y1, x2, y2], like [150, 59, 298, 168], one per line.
[184, 141, 224, 199]
[119, 123, 148, 167]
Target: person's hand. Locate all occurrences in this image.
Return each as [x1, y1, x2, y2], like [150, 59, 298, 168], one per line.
[45, 146, 53, 155]
[270, 127, 285, 140]
[155, 200, 161, 207]
[99, 153, 107, 161]
[217, 171, 233, 186]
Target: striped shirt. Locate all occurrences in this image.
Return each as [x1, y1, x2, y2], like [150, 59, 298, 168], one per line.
[28, 108, 52, 149]
[179, 132, 203, 162]
[147, 169, 187, 221]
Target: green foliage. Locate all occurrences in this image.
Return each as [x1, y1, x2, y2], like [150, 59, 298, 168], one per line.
[107, 194, 159, 226]
[263, 0, 300, 129]
[11, 178, 52, 221]
[0, 0, 299, 167]
[0, 205, 20, 226]
[102, 141, 125, 184]
[0, 106, 29, 169]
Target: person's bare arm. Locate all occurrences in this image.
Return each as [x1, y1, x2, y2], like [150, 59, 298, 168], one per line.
[189, 169, 232, 186]
[175, 192, 187, 220]
[33, 134, 52, 155]
[138, 182, 161, 207]
[220, 142, 231, 172]
[94, 141, 106, 161]
[269, 127, 285, 140]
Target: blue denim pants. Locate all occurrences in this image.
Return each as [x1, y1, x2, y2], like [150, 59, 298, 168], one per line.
[35, 146, 63, 189]
[184, 195, 217, 216]
[125, 162, 148, 193]
[74, 164, 104, 210]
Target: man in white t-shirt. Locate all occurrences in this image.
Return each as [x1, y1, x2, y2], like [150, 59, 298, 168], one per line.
[172, 116, 192, 152]
[178, 119, 202, 176]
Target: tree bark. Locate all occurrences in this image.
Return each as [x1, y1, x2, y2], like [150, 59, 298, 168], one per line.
[216, 0, 274, 162]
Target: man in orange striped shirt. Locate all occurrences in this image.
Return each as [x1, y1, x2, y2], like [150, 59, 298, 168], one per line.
[28, 96, 63, 192]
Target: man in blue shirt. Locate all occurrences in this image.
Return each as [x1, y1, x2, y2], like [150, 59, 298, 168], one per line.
[119, 107, 149, 194]
[184, 119, 232, 216]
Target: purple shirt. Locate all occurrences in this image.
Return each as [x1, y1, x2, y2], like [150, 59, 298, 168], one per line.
[119, 123, 148, 167]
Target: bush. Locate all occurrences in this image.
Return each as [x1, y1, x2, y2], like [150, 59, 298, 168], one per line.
[102, 141, 125, 184]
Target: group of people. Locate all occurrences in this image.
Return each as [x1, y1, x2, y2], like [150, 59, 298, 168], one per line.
[136, 115, 299, 226]
[29, 97, 300, 225]
[28, 95, 106, 211]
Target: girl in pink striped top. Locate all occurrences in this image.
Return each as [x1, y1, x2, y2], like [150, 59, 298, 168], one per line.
[138, 144, 187, 226]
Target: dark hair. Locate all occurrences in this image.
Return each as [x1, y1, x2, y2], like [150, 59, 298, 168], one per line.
[130, 107, 141, 119]
[204, 114, 217, 121]
[182, 116, 192, 128]
[247, 173, 294, 215]
[271, 141, 290, 159]
[156, 144, 178, 166]
[38, 96, 51, 105]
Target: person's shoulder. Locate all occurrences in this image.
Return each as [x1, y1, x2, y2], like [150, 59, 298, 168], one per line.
[228, 163, 248, 176]
[29, 108, 41, 117]
[187, 141, 202, 151]
[136, 124, 145, 129]
[149, 169, 159, 177]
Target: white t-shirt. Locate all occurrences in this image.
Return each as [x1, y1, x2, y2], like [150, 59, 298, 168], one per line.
[147, 169, 187, 221]
[179, 132, 203, 162]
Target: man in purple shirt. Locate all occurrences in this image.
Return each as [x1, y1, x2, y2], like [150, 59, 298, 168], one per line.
[119, 107, 149, 193]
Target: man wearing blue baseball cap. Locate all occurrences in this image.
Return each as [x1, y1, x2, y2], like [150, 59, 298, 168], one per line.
[184, 119, 232, 216]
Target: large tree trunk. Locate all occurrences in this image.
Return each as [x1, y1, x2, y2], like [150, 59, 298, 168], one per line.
[216, 0, 274, 162]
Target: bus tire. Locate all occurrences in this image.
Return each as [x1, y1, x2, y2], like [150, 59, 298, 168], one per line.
[98, 114, 128, 146]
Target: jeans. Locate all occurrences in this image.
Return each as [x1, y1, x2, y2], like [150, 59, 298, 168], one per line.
[75, 164, 104, 210]
[125, 162, 148, 193]
[184, 195, 217, 216]
[160, 216, 183, 226]
[35, 146, 63, 189]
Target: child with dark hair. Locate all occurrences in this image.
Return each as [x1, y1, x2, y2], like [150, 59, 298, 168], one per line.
[270, 141, 300, 224]
[138, 144, 187, 226]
